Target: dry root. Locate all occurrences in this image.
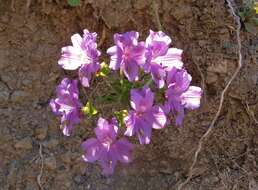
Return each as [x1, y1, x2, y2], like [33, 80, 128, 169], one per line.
[177, 0, 243, 189]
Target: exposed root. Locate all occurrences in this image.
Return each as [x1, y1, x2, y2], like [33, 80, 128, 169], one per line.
[245, 102, 258, 124]
[37, 143, 44, 190]
[152, 0, 163, 31]
[177, 0, 243, 189]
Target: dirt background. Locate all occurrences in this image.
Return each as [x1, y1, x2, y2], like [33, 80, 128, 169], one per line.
[0, 0, 258, 189]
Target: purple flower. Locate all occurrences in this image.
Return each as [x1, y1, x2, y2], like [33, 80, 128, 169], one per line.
[50, 78, 82, 136]
[58, 29, 100, 87]
[107, 31, 146, 82]
[145, 30, 184, 88]
[82, 118, 133, 175]
[124, 87, 167, 144]
[165, 68, 202, 125]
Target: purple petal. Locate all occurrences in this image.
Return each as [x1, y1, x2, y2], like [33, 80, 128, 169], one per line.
[130, 87, 154, 112]
[83, 29, 97, 43]
[107, 46, 122, 70]
[161, 102, 171, 114]
[99, 150, 117, 175]
[124, 111, 136, 137]
[131, 41, 146, 66]
[79, 63, 99, 87]
[148, 41, 169, 59]
[174, 103, 185, 126]
[169, 101, 185, 126]
[49, 99, 61, 115]
[81, 138, 102, 162]
[181, 86, 202, 109]
[113, 138, 133, 163]
[79, 65, 91, 87]
[61, 111, 80, 136]
[136, 117, 152, 144]
[58, 46, 84, 70]
[149, 106, 167, 129]
[71, 33, 83, 49]
[150, 63, 166, 89]
[123, 60, 139, 82]
[117, 31, 139, 46]
[166, 69, 192, 94]
[155, 48, 183, 70]
[58, 30, 100, 71]
[146, 30, 172, 47]
[95, 117, 118, 142]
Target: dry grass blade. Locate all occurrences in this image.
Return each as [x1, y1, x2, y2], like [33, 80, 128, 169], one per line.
[177, 0, 243, 189]
[37, 143, 44, 190]
[152, 0, 163, 31]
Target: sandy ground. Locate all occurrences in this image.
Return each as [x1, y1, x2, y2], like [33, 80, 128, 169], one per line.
[0, 0, 257, 189]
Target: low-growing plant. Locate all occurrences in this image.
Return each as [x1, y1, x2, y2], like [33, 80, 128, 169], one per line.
[67, 0, 80, 7]
[50, 29, 202, 175]
[239, 0, 258, 34]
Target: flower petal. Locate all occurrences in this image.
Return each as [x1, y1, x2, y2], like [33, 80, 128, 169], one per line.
[58, 46, 83, 70]
[113, 138, 133, 163]
[95, 117, 118, 141]
[150, 63, 166, 89]
[181, 86, 202, 109]
[146, 30, 171, 47]
[124, 112, 136, 137]
[78, 63, 99, 87]
[123, 60, 139, 82]
[81, 138, 102, 162]
[156, 48, 183, 70]
[130, 87, 154, 112]
[150, 106, 167, 129]
[107, 46, 121, 70]
[136, 117, 152, 145]
[71, 33, 83, 49]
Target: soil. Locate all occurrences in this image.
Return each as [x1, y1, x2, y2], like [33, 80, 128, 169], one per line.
[0, 0, 257, 190]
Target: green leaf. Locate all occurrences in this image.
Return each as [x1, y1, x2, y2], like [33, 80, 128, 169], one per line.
[252, 18, 258, 25]
[245, 22, 257, 34]
[96, 62, 110, 77]
[68, 0, 80, 7]
[239, 12, 246, 21]
[82, 101, 98, 117]
[114, 110, 128, 127]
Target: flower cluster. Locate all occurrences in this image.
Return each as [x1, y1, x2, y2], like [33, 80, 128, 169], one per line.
[50, 29, 202, 175]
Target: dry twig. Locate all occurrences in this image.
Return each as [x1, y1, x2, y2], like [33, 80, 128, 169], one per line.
[245, 102, 258, 124]
[152, 0, 163, 31]
[37, 143, 44, 190]
[177, 0, 243, 189]
[11, 0, 15, 11]
[26, 0, 32, 9]
[98, 26, 106, 48]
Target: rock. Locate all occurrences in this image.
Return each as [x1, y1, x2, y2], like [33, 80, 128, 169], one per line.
[207, 60, 227, 74]
[0, 81, 10, 102]
[134, 0, 150, 10]
[45, 139, 59, 149]
[61, 152, 72, 164]
[34, 127, 48, 140]
[0, 49, 9, 69]
[15, 137, 33, 150]
[74, 175, 82, 184]
[45, 156, 57, 170]
[11, 90, 29, 103]
[206, 72, 218, 84]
